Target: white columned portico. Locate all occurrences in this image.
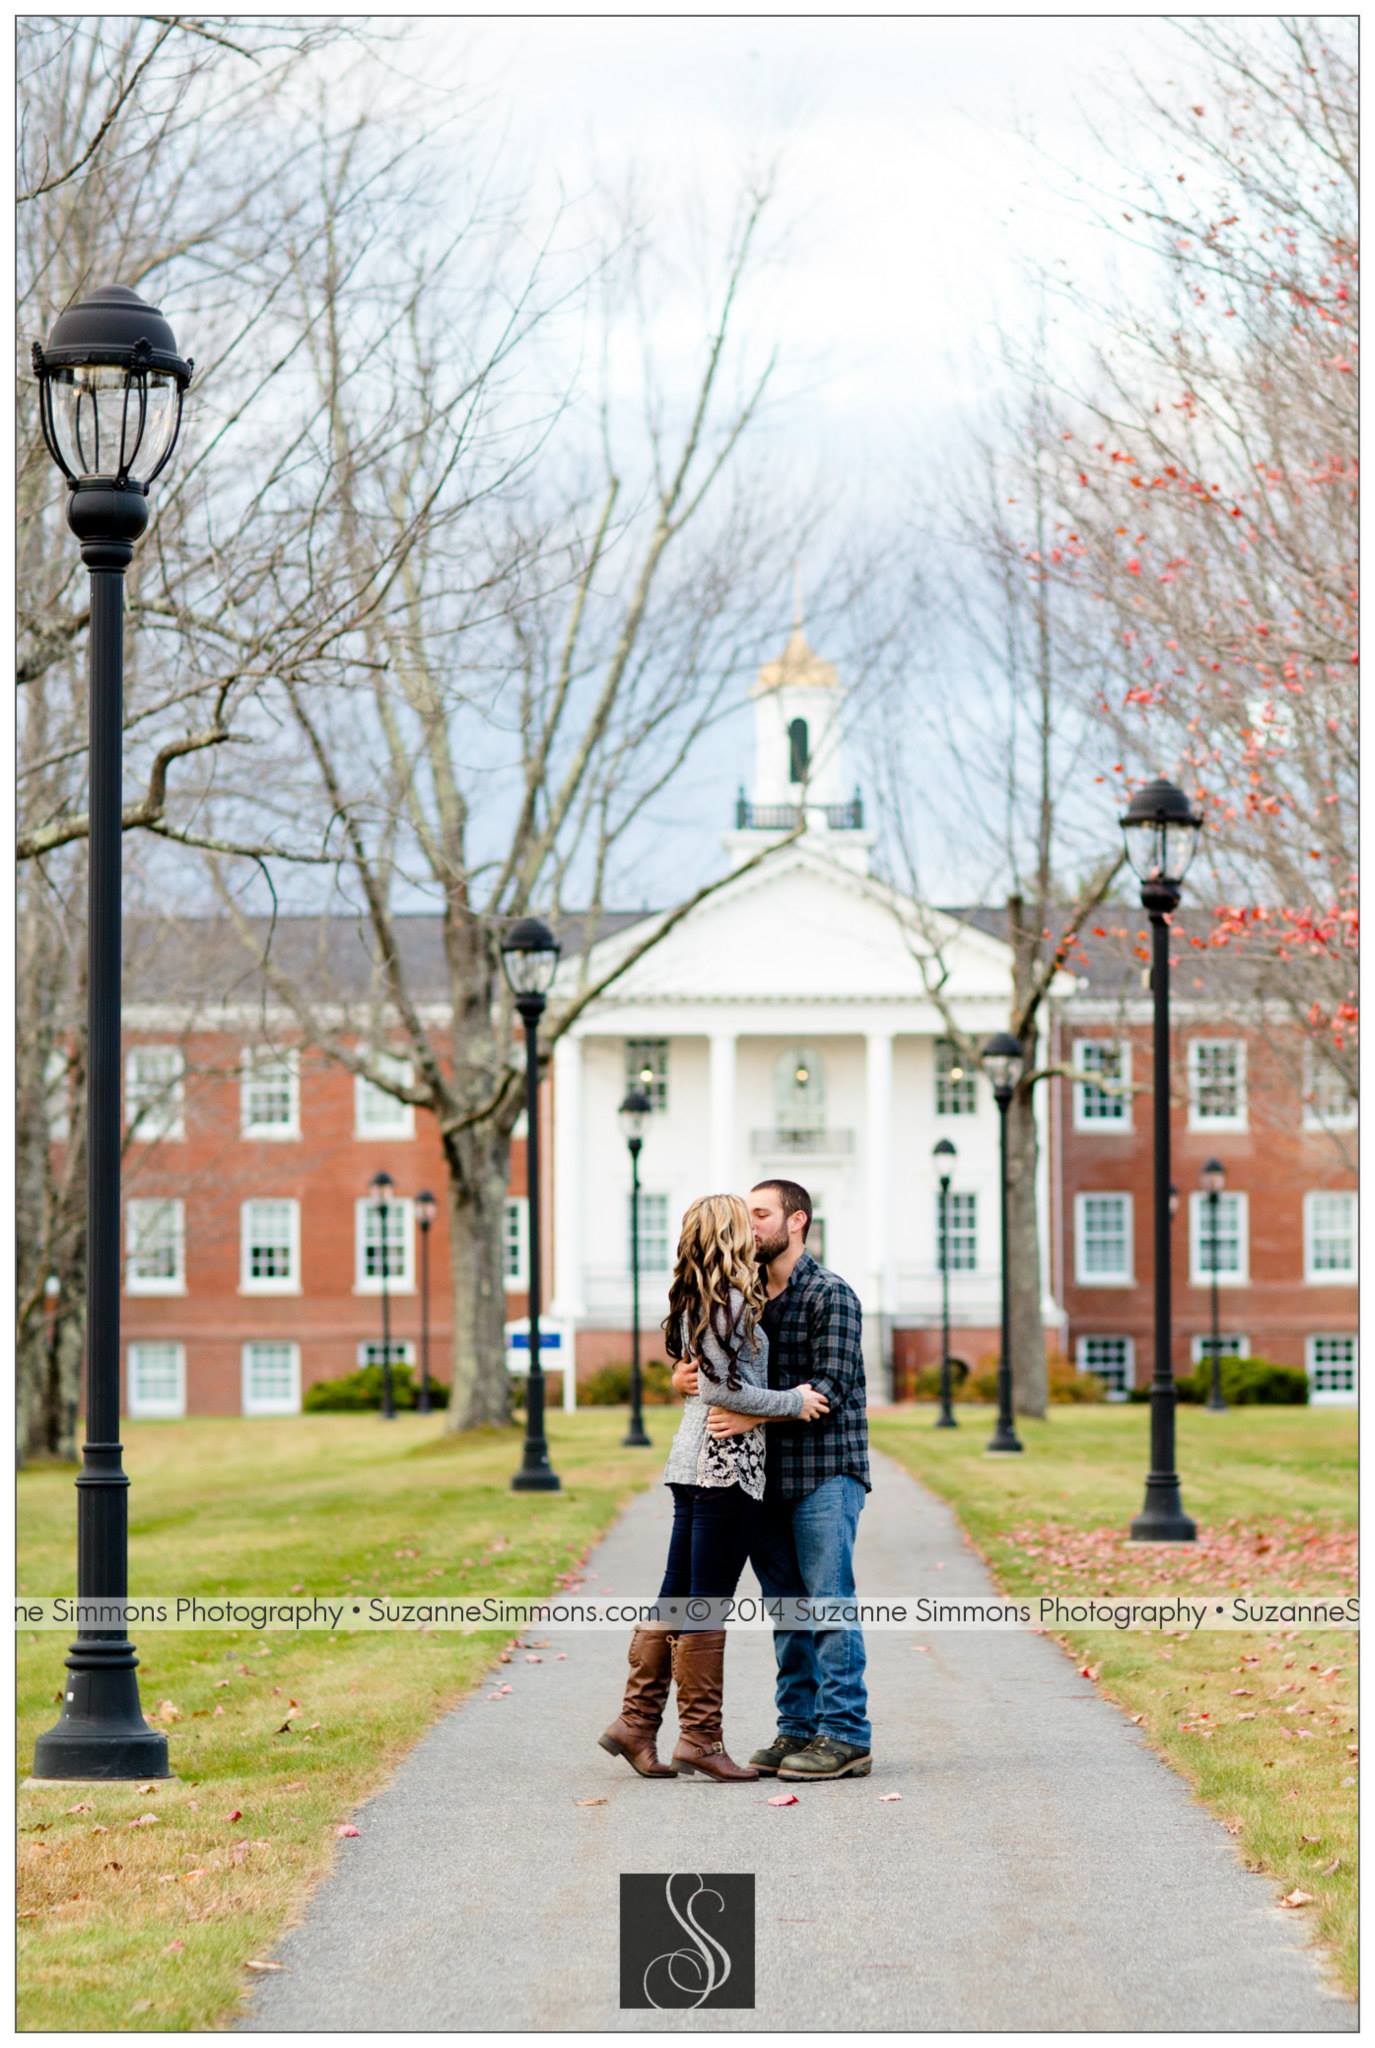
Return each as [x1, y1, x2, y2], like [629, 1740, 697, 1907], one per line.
[865, 1031, 895, 1380]
[709, 1029, 738, 1194]
[551, 1032, 585, 1322]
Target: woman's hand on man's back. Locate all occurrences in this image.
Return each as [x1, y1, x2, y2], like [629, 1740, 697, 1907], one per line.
[671, 1358, 699, 1398]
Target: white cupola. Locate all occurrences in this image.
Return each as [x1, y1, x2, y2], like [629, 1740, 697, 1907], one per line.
[722, 619, 874, 875]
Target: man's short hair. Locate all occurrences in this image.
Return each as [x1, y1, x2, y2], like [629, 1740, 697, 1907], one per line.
[751, 1179, 812, 1241]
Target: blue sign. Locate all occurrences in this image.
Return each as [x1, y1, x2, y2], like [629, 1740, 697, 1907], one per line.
[509, 1330, 563, 1352]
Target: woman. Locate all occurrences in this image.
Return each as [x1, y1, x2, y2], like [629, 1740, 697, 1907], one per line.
[598, 1193, 829, 1783]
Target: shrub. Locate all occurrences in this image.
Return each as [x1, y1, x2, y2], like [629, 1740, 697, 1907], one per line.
[1047, 1354, 1109, 1403]
[577, 1359, 674, 1407]
[303, 1362, 450, 1412]
[1182, 1356, 1309, 1406]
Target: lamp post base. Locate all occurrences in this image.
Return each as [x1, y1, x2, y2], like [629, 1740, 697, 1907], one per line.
[33, 1663, 172, 1782]
[623, 1421, 652, 1448]
[985, 1434, 1024, 1454]
[511, 1470, 562, 1491]
[1205, 1396, 1228, 1414]
[934, 1413, 958, 1428]
[1129, 1479, 1197, 1543]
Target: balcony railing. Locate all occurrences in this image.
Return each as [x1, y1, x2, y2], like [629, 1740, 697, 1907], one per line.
[735, 794, 865, 831]
[750, 1127, 855, 1157]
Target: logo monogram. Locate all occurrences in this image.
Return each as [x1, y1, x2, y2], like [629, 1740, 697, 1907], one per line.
[619, 1872, 755, 2009]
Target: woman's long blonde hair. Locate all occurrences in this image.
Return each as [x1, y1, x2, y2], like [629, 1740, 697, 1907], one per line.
[662, 1194, 766, 1391]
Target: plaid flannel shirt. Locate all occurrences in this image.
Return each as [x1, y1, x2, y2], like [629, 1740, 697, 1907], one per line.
[758, 1251, 871, 1502]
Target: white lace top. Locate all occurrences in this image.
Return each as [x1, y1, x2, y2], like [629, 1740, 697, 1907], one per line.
[662, 1288, 806, 1501]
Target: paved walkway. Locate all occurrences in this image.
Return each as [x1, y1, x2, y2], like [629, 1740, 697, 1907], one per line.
[239, 1449, 1355, 2032]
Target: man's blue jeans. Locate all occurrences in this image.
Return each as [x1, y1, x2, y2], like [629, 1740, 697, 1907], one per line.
[750, 1473, 870, 1749]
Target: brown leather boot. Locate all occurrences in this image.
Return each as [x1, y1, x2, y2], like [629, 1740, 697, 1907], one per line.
[670, 1630, 759, 1782]
[598, 1627, 678, 1777]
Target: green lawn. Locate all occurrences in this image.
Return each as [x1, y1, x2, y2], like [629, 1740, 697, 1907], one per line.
[18, 1411, 664, 2033]
[870, 1403, 1358, 2000]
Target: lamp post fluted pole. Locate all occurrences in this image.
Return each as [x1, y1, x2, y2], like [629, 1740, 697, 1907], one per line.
[933, 1137, 957, 1428]
[980, 1036, 1024, 1455]
[1122, 779, 1202, 1542]
[619, 1088, 653, 1448]
[416, 1190, 436, 1415]
[369, 1171, 397, 1420]
[31, 287, 192, 1782]
[1202, 1159, 1227, 1412]
[501, 918, 562, 1491]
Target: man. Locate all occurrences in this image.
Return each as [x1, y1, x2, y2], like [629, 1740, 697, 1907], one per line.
[670, 1179, 872, 1780]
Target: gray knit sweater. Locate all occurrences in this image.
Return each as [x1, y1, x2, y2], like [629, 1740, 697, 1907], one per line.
[662, 1287, 806, 1488]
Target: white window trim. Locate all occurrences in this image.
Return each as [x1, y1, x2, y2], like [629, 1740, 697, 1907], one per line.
[504, 1196, 529, 1291]
[1188, 1190, 1250, 1287]
[1190, 1333, 1250, 1365]
[1073, 1191, 1134, 1287]
[125, 1045, 186, 1142]
[1187, 1038, 1248, 1132]
[125, 1198, 186, 1296]
[354, 1196, 416, 1294]
[241, 1340, 302, 1417]
[1303, 1190, 1357, 1285]
[127, 1341, 186, 1419]
[239, 1197, 302, 1296]
[1302, 1045, 1357, 1133]
[1305, 1333, 1357, 1407]
[936, 1189, 979, 1275]
[1075, 1334, 1135, 1401]
[631, 1189, 672, 1275]
[241, 1046, 301, 1140]
[1072, 1038, 1132, 1133]
[625, 1038, 670, 1114]
[353, 1055, 416, 1140]
[933, 1038, 978, 1119]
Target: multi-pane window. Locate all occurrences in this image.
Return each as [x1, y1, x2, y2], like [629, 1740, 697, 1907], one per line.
[1189, 1191, 1248, 1284]
[934, 1038, 977, 1117]
[125, 1044, 186, 1141]
[1188, 1039, 1247, 1129]
[1304, 1191, 1356, 1282]
[1076, 1335, 1134, 1400]
[1307, 1334, 1357, 1406]
[356, 1196, 414, 1290]
[357, 1340, 415, 1368]
[1303, 1047, 1357, 1132]
[1073, 1040, 1130, 1129]
[631, 1192, 671, 1272]
[936, 1190, 978, 1272]
[1191, 1333, 1248, 1365]
[127, 1341, 186, 1418]
[241, 1199, 300, 1292]
[625, 1040, 669, 1113]
[126, 1198, 185, 1293]
[242, 1048, 300, 1137]
[808, 1199, 827, 1269]
[504, 1197, 529, 1289]
[1075, 1193, 1132, 1283]
[355, 1053, 415, 1138]
[242, 1341, 301, 1416]
[44, 1047, 71, 1142]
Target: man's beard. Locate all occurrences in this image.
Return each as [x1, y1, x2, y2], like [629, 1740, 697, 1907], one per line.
[754, 1229, 790, 1265]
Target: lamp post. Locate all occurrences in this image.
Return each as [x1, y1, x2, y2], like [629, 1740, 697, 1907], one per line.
[932, 1138, 957, 1428]
[980, 1034, 1025, 1454]
[31, 287, 192, 1783]
[369, 1171, 397, 1420]
[415, 1189, 436, 1415]
[1201, 1158, 1228, 1413]
[618, 1088, 654, 1448]
[500, 917, 562, 1491]
[1121, 777, 1203, 1541]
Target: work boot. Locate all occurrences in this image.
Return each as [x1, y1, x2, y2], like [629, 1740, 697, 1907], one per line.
[598, 1627, 678, 1777]
[670, 1630, 759, 1782]
[749, 1731, 816, 1775]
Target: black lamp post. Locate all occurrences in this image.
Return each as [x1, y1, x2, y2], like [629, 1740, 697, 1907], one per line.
[415, 1189, 436, 1415]
[31, 287, 192, 1783]
[619, 1087, 654, 1448]
[980, 1034, 1025, 1454]
[369, 1171, 397, 1420]
[1121, 777, 1203, 1541]
[500, 917, 562, 1491]
[1201, 1157, 1228, 1413]
[932, 1137, 957, 1428]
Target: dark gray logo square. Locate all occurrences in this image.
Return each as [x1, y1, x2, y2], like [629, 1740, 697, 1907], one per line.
[620, 1871, 755, 2009]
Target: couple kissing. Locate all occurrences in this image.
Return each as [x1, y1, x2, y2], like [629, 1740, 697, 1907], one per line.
[598, 1179, 872, 1784]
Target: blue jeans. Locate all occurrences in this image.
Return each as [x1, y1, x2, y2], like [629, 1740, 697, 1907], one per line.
[750, 1473, 870, 1748]
[658, 1483, 762, 1606]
